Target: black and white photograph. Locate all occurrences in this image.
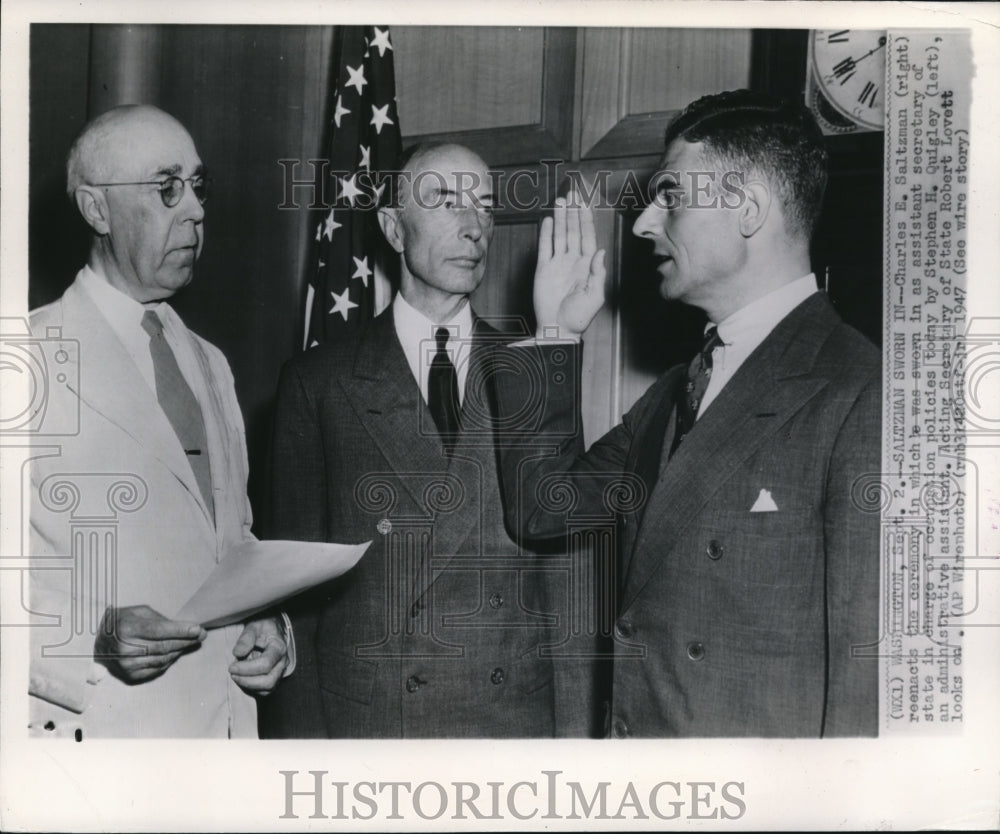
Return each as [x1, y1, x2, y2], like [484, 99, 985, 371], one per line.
[1, 1, 997, 830]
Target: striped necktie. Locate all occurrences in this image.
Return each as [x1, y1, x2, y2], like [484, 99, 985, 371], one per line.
[141, 310, 215, 522]
[669, 326, 723, 457]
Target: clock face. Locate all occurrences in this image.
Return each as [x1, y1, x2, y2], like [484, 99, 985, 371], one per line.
[811, 29, 887, 131]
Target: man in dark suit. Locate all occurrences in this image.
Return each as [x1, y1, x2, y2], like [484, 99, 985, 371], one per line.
[261, 143, 573, 737]
[495, 90, 880, 737]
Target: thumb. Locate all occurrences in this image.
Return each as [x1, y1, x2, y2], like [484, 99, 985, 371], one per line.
[232, 625, 257, 659]
[589, 249, 607, 290]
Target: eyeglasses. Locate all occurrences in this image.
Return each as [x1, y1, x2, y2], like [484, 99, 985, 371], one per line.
[89, 175, 210, 208]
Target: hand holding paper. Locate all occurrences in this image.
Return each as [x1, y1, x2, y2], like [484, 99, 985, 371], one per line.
[176, 539, 370, 628]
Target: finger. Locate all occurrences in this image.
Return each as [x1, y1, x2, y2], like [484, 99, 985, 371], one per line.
[119, 649, 183, 674]
[103, 636, 202, 657]
[229, 639, 285, 678]
[589, 249, 607, 285]
[124, 615, 206, 643]
[552, 197, 566, 255]
[566, 191, 581, 255]
[580, 203, 597, 257]
[536, 216, 553, 262]
[231, 626, 258, 660]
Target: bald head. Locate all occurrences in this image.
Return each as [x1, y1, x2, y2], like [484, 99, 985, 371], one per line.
[66, 105, 193, 200]
[67, 105, 206, 302]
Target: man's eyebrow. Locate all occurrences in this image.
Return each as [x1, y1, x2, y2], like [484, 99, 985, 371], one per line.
[438, 187, 496, 204]
[153, 163, 206, 178]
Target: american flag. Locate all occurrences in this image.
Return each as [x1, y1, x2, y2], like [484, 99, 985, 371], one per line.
[303, 25, 402, 348]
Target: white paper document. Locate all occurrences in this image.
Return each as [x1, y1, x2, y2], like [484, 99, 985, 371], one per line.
[175, 539, 370, 628]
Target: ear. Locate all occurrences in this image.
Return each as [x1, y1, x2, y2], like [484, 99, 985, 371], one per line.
[74, 186, 111, 236]
[376, 206, 406, 254]
[738, 179, 771, 238]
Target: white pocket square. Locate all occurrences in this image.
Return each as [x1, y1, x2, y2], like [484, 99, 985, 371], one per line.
[750, 488, 778, 512]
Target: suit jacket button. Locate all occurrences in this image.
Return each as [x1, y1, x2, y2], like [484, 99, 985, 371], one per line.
[614, 618, 634, 639]
[488, 592, 503, 609]
[611, 718, 629, 738]
[490, 667, 505, 685]
[686, 641, 706, 661]
[406, 675, 423, 693]
[377, 518, 392, 535]
[706, 539, 724, 560]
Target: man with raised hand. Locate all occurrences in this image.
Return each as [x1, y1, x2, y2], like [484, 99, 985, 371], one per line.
[498, 89, 880, 737]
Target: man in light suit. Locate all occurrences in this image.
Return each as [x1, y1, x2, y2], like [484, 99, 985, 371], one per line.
[261, 143, 588, 738]
[28, 105, 291, 737]
[495, 89, 880, 737]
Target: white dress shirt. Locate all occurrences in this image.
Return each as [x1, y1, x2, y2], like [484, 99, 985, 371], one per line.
[393, 291, 474, 405]
[699, 274, 819, 416]
[77, 264, 206, 409]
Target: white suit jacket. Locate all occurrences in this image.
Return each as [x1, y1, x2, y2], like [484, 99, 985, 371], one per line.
[28, 272, 258, 737]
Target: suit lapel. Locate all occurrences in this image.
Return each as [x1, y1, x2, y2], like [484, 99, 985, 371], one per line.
[61, 280, 212, 527]
[340, 311, 450, 513]
[620, 293, 839, 609]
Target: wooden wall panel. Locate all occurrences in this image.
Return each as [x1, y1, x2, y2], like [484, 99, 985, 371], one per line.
[473, 222, 538, 334]
[580, 28, 752, 160]
[394, 27, 575, 166]
[394, 27, 544, 135]
[627, 29, 752, 114]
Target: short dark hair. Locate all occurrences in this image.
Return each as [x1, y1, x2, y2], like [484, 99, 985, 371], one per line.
[664, 89, 829, 240]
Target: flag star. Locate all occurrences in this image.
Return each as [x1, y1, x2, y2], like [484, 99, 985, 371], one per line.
[370, 27, 393, 57]
[370, 103, 393, 135]
[309, 339, 319, 348]
[333, 94, 350, 128]
[322, 209, 342, 240]
[329, 287, 358, 321]
[345, 64, 367, 95]
[351, 255, 373, 287]
[359, 144, 371, 170]
[339, 174, 363, 207]
[318, 259, 326, 269]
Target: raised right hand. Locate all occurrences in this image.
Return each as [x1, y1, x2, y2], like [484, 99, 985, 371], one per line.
[532, 190, 607, 340]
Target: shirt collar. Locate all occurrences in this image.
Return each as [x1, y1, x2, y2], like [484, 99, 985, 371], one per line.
[392, 290, 474, 350]
[713, 273, 818, 346]
[78, 264, 150, 329]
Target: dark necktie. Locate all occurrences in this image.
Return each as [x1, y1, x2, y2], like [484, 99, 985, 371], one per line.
[669, 326, 723, 457]
[427, 326, 461, 453]
[141, 310, 215, 521]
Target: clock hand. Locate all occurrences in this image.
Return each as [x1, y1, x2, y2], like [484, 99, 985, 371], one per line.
[853, 36, 888, 66]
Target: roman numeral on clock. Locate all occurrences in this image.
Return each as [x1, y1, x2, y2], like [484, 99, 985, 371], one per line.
[827, 30, 850, 44]
[833, 57, 856, 84]
[858, 81, 878, 108]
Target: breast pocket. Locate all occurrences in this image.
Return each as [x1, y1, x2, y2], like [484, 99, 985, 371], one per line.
[696, 504, 822, 589]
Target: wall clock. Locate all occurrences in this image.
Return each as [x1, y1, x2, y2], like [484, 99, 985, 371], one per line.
[807, 29, 887, 134]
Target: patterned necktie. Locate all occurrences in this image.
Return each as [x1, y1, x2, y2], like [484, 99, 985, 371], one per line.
[428, 326, 461, 453]
[141, 310, 215, 521]
[669, 326, 723, 457]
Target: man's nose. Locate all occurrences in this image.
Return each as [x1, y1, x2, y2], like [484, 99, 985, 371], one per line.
[632, 203, 658, 239]
[458, 207, 485, 242]
[178, 182, 205, 223]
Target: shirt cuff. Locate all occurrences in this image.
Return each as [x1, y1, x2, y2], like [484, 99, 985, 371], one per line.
[279, 612, 297, 677]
